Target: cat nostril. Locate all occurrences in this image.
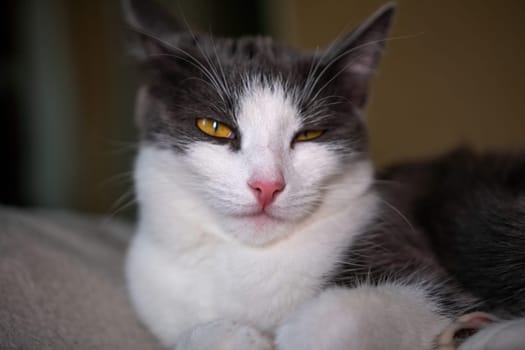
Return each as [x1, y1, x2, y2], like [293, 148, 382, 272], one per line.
[248, 179, 285, 207]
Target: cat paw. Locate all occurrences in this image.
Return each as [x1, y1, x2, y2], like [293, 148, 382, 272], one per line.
[276, 286, 449, 350]
[176, 319, 274, 350]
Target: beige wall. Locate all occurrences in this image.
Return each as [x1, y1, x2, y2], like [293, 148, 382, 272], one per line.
[285, 0, 525, 166]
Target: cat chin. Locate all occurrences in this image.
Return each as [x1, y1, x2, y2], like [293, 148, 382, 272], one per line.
[221, 214, 297, 247]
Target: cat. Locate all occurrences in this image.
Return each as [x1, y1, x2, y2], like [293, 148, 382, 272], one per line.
[123, 0, 525, 349]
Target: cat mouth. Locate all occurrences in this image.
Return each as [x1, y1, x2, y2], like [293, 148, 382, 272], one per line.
[238, 209, 282, 221]
[244, 212, 276, 219]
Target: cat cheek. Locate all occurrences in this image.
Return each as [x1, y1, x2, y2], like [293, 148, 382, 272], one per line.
[292, 146, 340, 183]
[185, 143, 244, 178]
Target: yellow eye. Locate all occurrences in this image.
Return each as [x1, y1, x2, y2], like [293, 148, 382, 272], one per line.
[196, 118, 235, 139]
[294, 130, 324, 142]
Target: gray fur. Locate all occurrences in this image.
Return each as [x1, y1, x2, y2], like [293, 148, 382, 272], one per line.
[331, 148, 525, 318]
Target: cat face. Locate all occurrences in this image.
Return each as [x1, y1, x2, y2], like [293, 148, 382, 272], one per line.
[126, 1, 394, 246]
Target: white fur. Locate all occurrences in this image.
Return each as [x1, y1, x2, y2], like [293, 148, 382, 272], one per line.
[126, 81, 413, 348]
[276, 284, 450, 350]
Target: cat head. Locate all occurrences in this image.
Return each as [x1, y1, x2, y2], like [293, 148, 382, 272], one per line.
[124, 0, 395, 246]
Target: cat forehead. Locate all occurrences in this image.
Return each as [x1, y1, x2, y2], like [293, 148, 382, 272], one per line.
[180, 34, 301, 63]
[166, 33, 312, 85]
[159, 35, 317, 121]
[236, 80, 301, 142]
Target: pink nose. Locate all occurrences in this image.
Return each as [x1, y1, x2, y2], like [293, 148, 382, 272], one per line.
[248, 179, 285, 208]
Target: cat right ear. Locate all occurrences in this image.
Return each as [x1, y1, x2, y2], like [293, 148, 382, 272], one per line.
[321, 3, 396, 110]
[121, 0, 183, 60]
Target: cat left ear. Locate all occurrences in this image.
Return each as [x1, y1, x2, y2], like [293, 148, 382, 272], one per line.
[323, 3, 396, 109]
[122, 0, 184, 60]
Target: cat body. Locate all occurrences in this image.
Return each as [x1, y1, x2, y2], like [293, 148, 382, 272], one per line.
[127, 145, 446, 349]
[123, 1, 524, 349]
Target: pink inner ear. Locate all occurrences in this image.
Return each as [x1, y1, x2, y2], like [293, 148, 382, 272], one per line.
[455, 311, 499, 326]
[436, 312, 499, 349]
[348, 53, 379, 76]
[460, 314, 496, 325]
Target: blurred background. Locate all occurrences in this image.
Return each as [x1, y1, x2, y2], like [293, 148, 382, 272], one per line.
[2, 0, 524, 217]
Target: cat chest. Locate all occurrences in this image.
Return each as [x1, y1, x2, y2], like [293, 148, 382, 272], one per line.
[167, 245, 324, 331]
[128, 226, 350, 337]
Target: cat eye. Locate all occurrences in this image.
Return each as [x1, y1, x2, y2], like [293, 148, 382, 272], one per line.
[294, 130, 324, 142]
[196, 118, 235, 139]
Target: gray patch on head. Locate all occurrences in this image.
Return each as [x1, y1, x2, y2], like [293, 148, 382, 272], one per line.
[129, 3, 394, 159]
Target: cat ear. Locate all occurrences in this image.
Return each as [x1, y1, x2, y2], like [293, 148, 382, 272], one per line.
[122, 0, 184, 60]
[323, 3, 396, 109]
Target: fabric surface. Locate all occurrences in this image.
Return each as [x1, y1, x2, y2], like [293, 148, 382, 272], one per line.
[2, 206, 521, 350]
[0, 206, 162, 350]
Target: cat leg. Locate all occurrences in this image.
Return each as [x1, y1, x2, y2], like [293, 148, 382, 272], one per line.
[275, 284, 450, 350]
[176, 319, 274, 350]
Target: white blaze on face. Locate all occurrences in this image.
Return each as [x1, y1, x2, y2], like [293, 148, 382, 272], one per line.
[234, 82, 300, 211]
[236, 82, 301, 185]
